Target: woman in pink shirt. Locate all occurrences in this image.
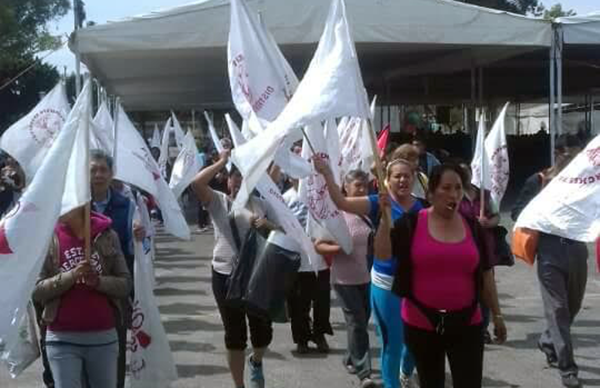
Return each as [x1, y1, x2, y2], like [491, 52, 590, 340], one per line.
[374, 164, 507, 388]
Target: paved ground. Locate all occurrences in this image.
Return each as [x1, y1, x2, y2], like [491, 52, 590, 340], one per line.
[3, 214, 600, 388]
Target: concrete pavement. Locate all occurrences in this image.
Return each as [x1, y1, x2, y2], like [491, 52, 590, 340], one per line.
[2, 219, 600, 388]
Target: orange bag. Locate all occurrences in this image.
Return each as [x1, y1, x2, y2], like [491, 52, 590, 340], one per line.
[511, 227, 539, 266]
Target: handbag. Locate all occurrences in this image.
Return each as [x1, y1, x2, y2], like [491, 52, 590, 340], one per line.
[493, 226, 515, 267]
[511, 227, 539, 266]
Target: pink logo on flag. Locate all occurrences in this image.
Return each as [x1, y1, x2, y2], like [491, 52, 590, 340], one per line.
[29, 109, 65, 147]
[587, 147, 600, 167]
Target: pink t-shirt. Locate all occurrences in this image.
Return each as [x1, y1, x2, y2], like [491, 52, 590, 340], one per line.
[330, 212, 371, 285]
[402, 209, 482, 331]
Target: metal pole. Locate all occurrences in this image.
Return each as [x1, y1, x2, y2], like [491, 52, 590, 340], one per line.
[470, 66, 476, 152]
[73, 1, 81, 95]
[549, 32, 556, 165]
[591, 94, 595, 135]
[556, 25, 563, 137]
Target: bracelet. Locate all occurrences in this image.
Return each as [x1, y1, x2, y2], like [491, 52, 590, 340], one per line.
[494, 314, 504, 320]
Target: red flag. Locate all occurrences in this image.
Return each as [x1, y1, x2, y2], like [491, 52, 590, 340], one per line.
[377, 124, 390, 157]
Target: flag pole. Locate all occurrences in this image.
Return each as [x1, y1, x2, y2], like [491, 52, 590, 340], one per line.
[83, 78, 92, 264]
[366, 118, 391, 226]
[479, 111, 486, 219]
[112, 97, 121, 166]
[300, 127, 317, 156]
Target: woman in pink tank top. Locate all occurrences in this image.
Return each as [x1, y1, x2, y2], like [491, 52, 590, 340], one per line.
[373, 164, 507, 388]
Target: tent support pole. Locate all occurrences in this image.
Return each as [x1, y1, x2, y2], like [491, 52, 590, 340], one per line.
[557, 25, 563, 137]
[549, 30, 556, 166]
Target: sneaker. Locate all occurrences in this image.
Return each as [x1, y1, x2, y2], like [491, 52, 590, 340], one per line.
[360, 377, 376, 388]
[313, 335, 330, 354]
[345, 363, 357, 375]
[247, 355, 265, 388]
[561, 373, 581, 388]
[400, 373, 415, 388]
[296, 342, 310, 354]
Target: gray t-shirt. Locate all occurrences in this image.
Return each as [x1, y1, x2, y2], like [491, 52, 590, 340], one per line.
[205, 190, 268, 275]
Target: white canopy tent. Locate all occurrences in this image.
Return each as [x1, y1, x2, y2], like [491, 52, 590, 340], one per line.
[558, 13, 600, 45]
[71, 0, 552, 111]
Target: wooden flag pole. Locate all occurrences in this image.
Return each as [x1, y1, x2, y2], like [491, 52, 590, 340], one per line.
[366, 118, 391, 226]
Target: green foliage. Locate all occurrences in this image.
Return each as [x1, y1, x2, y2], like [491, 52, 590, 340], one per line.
[0, 0, 70, 69]
[0, 0, 69, 132]
[540, 3, 577, 20]
[0, 62, 61, 132]
[458, 0, 540, 15]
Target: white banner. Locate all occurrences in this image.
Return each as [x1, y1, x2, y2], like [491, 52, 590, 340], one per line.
[0, 82, 70, 182]
[129, 197, 178, 388]
[516, 134, 600, 242]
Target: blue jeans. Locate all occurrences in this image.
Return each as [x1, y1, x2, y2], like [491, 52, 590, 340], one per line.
[46, 341, 118, 388]
[371, 283, 415, 388]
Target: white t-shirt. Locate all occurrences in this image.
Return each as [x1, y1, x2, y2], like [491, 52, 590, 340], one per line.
[205, 190, 267, 275]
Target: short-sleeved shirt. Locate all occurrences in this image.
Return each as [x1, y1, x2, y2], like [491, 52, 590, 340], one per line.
[368, 194, 425, 290]
[205, 190, 268, 275]
[331, 212, 372, 285]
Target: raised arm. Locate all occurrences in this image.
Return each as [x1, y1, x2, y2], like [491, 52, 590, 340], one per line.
[373, 194, 392, 261]
[191, 150, 230, 204]
[312, 156, 371, 216]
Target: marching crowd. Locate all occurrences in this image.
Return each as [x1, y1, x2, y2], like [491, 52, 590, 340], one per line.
[0, 130, 589, 388]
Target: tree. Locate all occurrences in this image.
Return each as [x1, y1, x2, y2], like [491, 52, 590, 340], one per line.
[0, 0, 70, 132]
[458, 0, 540, 15]
[541, 3, 577, 20]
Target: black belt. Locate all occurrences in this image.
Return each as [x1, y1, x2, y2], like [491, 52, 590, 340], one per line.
[408, 296, 479, 335]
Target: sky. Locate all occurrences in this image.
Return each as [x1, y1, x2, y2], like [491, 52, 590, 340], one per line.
[44, 0, 599, 72]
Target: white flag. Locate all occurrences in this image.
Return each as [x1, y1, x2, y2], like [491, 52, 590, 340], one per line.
[231, 0, 370, 211]
[114, 107, 190, 240]
[129, 197, 178, 388]
[61, 81, 92, 216]
[471, 113, 491, 196]
[516, 135, 600, 242]
[0, 82, 70, 182]
[299, 124, 353, 254]
[170, 112, 185, 149]
[150, 124, 161, 149]
[338, 97, 377, 178]
[90, 101, 114, 154]
[225, 115, 319, 265]
[228, 0, 298, 123]
[0, 80, 91, 351]
[158, 118, 172, 178]
[485, 102, 510, 205]
[169, 132, 201, 199]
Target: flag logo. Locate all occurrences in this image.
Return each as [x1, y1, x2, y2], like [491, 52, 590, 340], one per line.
[28, 109, 65, 147]
[587, 147, 600, 167]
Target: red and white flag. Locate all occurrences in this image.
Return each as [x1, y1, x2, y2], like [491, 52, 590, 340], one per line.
[516, 134, 600, 242]
[0, 82, 70, 181]
[129, 196, 178, 388]
[169, 131, 201, 199]
[114, 106, 190, 240]
[0, 80, 91, 351]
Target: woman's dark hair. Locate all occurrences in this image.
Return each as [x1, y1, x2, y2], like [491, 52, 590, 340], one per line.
[344, 169, 369, 186]
[428, 163, 468, 193]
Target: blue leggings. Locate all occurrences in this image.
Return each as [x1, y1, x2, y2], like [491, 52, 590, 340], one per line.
[371, 283, 415, 388]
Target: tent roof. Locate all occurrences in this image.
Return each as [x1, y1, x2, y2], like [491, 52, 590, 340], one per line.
[558, 13, 600, 45]
[74, 0, 553, 110]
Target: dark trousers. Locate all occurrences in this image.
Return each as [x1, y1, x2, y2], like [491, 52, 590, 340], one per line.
[405, 323, 484, 388]
[198, 202, 210, 228]
[334, 283, 372, 380]
[212, 269, 273, 350]
[116, 320, 127, 388]
[287, 269, 333, 344]
[537, 234, 588, 377]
